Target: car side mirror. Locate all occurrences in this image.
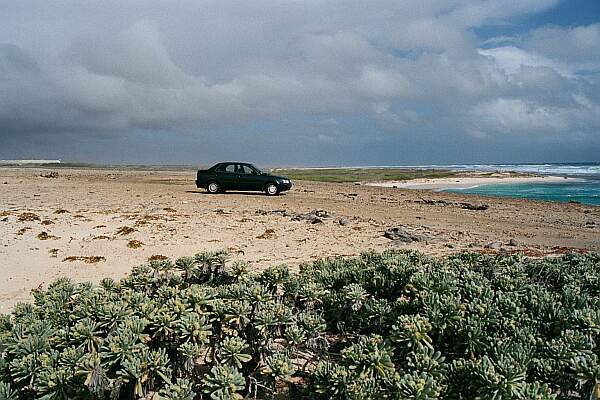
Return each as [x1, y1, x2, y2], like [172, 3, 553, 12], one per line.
[252, 170, 257, 175]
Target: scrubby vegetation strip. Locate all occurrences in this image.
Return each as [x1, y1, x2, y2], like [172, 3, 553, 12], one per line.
[269, 168, 457, 183]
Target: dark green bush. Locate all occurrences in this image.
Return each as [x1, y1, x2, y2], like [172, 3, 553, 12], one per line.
[1, 250, 600, 399]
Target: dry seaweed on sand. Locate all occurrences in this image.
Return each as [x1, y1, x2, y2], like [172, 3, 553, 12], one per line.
[148, 254, 168, 262]
[127, 240, 143, 249]
[140, 214, 161, 221]
[48, 248, 60, 257]
[16, 227, 31, 236]
[53, 209, 69, 214]
[40, 219, 54, 225]
[257, 228, 276, 239]
[135, 214, 161, 226]
[92, 235, 111, 240]
[116, 226, 136, 235]
[62, 255, 106, 263]
[37, 231, 59, 240]
[163, 207, 177, 213]
[17, 212, 40, 222]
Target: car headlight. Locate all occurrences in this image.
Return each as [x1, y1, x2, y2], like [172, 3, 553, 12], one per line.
[281, 179, 290, 184]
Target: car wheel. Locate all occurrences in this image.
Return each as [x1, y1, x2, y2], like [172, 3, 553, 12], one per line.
[207, 181, 220, 194]
[265, 183, 279, 196]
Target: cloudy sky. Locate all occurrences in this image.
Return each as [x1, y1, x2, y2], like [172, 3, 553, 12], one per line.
[1, 0, 599, 166]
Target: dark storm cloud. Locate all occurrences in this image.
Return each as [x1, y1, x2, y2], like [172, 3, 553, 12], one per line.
[0, 0, 599, 164]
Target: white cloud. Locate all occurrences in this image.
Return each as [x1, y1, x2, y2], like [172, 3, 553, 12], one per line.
[446, 0, 561, 26]
[471, 98, 568, 133]
[67, 21, 189, 88]
[524, 23, 600, 63]
[0, 0, 599, 161]
[469, 96, 600, 139]
[478, 46, 576, 77]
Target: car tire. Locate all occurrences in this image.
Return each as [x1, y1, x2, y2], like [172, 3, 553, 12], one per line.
[207, 181, 221, 194]
[265, 183, 279, 196]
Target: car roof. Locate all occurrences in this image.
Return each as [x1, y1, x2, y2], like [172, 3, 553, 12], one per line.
[216, 162, 253, 166]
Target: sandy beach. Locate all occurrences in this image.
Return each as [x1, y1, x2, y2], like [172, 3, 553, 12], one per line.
[1, 167, 599, 312]
[367, 174, 578, 190]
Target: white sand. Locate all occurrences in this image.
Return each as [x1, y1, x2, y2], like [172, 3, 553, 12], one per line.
[1, 168, 597, 312]
[366, 175, 578, 190]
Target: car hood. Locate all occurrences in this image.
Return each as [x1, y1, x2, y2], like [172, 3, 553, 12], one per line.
[263, 174, 289, 180]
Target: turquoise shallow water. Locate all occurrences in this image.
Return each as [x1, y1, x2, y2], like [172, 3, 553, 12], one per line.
[447, 180, 600, 206]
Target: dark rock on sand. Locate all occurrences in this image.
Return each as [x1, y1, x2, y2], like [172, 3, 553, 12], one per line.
[383, 227, 422, 243]
[292, 209, 330, 223]
[40, 171, 59, 178]
[461, 203, 489, 211]
[416, 198, 488, 211]
[485, 241, 502, 250]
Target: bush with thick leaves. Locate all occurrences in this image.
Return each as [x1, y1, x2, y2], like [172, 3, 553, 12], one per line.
[0, 250, 599, 398]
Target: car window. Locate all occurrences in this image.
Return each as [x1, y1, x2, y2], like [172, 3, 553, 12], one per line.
[238, 165, 254, 174]
[222, 164, 235, 173]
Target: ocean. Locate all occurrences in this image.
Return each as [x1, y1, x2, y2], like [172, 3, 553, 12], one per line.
[443, 163, 600, 206]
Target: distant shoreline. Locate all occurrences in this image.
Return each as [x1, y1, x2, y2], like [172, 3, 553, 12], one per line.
[0, 164, 597, 186]
[365, 175, 582, 191]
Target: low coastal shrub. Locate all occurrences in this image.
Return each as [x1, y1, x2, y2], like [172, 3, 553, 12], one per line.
[1, 250, 600, 399]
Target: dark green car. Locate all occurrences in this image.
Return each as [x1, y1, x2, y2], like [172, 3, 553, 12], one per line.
[196, 162, 293, 195]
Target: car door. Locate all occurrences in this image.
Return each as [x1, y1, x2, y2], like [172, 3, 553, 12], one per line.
[237, 164, 263, 191]
[215, 163, 238, 189]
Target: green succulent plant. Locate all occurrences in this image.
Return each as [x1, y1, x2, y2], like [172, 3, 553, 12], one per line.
[391, 314, 434, 352]
[202, 365, 245, 400]
[0, 382, 19, 400]
[218, 337, 252, 369]
[174, 313, 211, 345]
[158, 377, 195, 400]
[394, 371, 444, 399]
[342, 335, 395, 380]
[1, 250, 600, 399]
[261, 353, 296, 382]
